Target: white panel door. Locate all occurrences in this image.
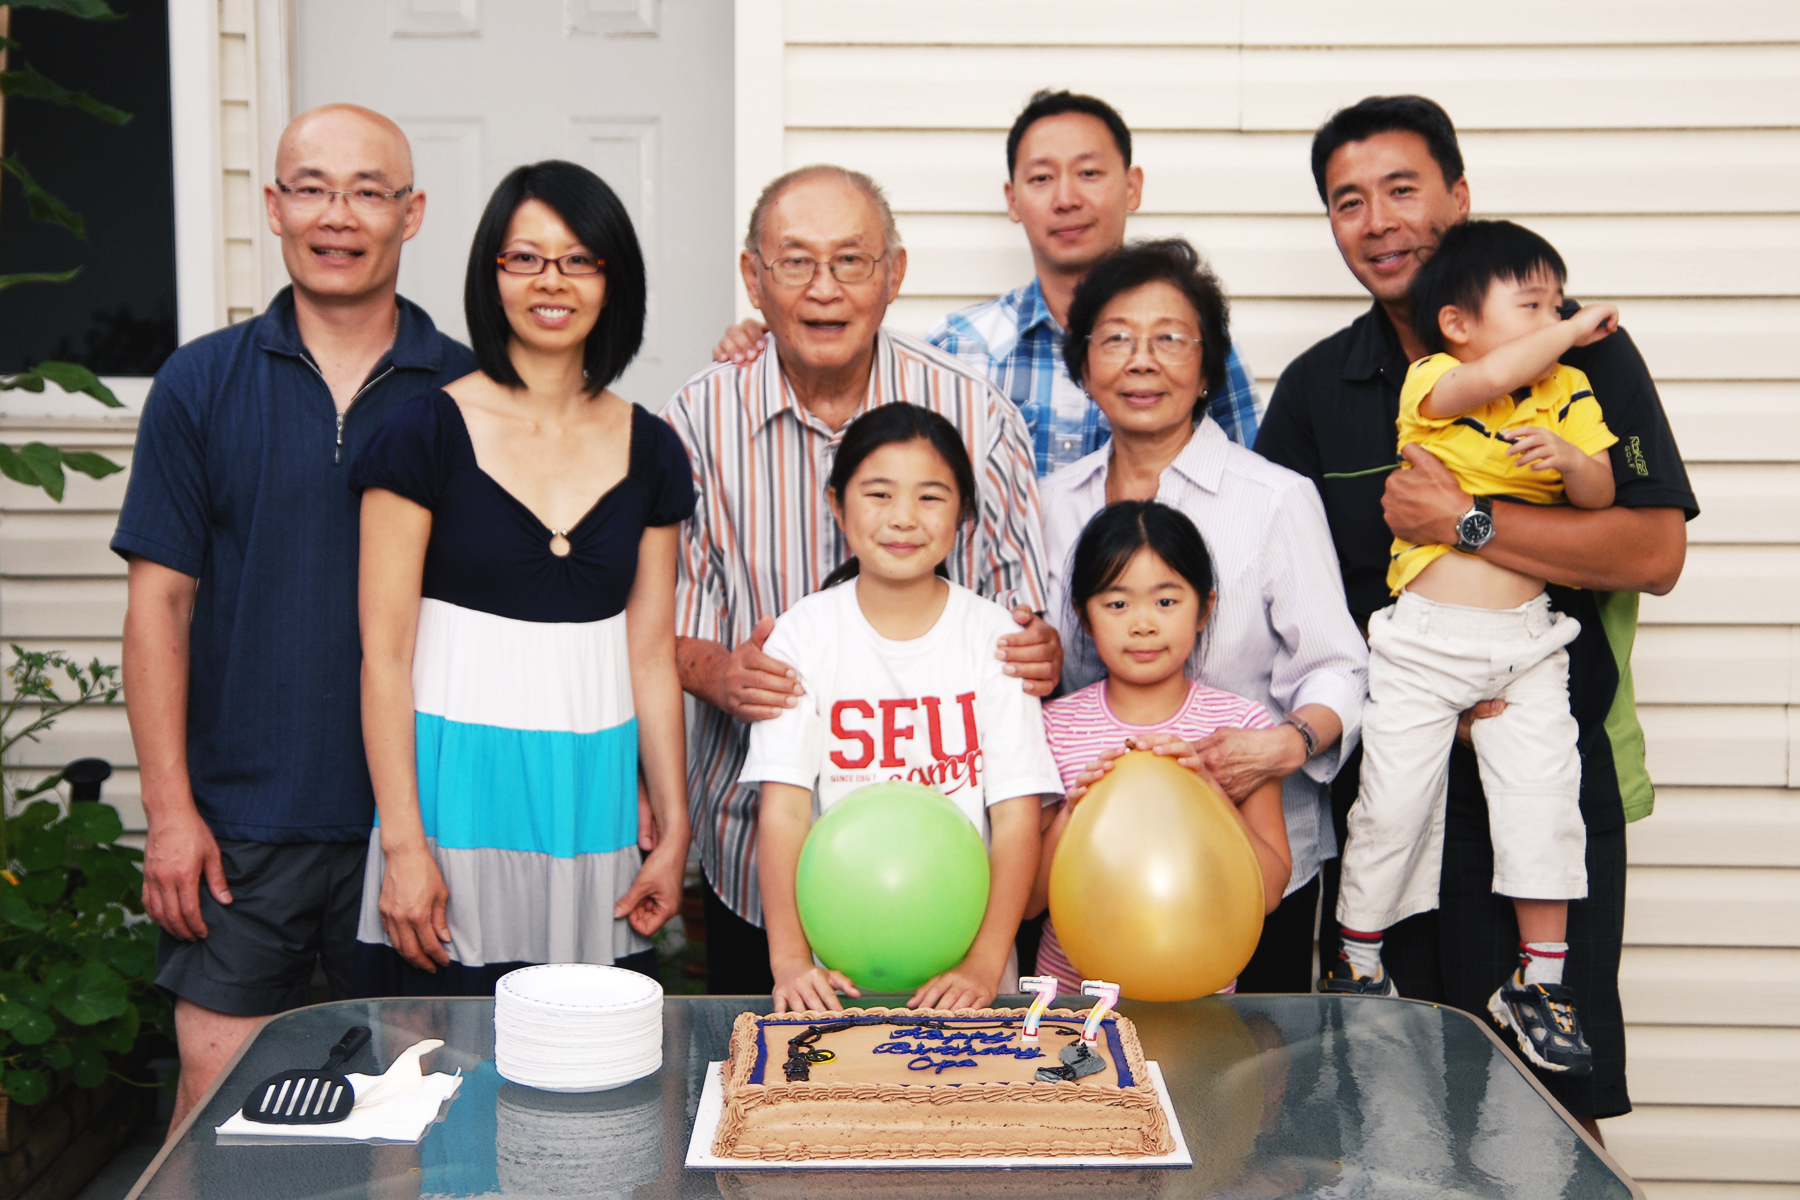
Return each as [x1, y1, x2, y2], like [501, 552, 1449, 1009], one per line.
[294, 0, 735, 410]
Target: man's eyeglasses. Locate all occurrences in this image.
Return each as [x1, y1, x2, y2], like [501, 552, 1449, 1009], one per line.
[496, 251, 605, 276]
[274, 181, 413, 213]
[1087, 331, 1203, 365]
[756, 251, 886, 288]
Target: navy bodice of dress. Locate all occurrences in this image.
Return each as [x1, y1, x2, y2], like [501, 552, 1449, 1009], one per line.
[351, 390, 695, 623]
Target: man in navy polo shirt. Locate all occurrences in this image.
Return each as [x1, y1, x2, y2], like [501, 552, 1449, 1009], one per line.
[113, 105, 475, 1131]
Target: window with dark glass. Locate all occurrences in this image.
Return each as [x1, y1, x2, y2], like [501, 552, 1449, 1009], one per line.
[0, 0, 175, 377]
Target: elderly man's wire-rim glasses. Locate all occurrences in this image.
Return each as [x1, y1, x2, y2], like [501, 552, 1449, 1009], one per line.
[756, 251, 886, 288]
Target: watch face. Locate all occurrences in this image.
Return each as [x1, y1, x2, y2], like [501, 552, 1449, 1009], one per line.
[1459, 510, 1495, 547]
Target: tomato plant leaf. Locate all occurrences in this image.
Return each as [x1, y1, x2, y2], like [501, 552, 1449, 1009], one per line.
[6, 0, 122, 19]
[0, 63, 130, 125]
[0, 155, 83, 237]
[26, 361, 122, 408]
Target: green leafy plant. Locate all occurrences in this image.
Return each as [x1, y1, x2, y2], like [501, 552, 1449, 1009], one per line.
[0, 0, 129, 499]
[0, 646, 162, 1106]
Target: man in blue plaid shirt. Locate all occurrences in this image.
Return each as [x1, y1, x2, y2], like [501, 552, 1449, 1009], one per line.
[711, 91, 1261, 477]
[927, 90, 1262, 475]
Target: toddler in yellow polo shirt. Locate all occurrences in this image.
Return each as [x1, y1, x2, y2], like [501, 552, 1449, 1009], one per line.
[1324, 220, 1621, 1078]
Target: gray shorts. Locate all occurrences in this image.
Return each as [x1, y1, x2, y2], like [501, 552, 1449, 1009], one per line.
[154, 839, 367, 1016]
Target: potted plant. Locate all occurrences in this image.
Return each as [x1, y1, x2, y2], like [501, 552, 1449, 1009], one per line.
[0, 648, 165, 1199]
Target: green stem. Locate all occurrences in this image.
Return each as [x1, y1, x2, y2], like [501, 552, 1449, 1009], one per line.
[1321, 462, 1403, 479]
[106, 1071, 164, 1089]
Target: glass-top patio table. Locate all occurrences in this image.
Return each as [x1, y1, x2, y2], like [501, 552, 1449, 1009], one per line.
[128, 993, 1640, 1199]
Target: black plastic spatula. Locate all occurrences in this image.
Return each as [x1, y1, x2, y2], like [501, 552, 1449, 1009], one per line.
[241, 1026, 372, 1125]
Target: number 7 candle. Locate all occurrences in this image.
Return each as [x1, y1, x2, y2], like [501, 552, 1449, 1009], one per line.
[1081, 979, 1120, 1044]
[1017, 975, 1059, 1041]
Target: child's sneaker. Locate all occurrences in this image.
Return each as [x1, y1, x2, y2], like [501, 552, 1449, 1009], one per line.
[1317, 957, 1396, 997]
[1487, 969, 1593, 1075]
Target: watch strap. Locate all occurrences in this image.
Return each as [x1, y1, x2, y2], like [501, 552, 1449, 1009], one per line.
[1455, 495, 1495, 552]
[1283, 713, 1321, 760]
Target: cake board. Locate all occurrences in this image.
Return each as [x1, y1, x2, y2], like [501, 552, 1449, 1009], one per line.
[685, 1060, 1192, 1171]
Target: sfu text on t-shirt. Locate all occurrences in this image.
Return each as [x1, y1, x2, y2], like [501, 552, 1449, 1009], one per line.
[830, 693, 983, 793]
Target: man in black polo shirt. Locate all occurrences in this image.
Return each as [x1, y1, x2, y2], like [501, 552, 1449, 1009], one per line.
[1255, 95, 1695, 1134]
[113, 105, 475, 1131]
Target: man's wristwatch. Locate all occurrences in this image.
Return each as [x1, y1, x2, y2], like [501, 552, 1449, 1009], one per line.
[1454, 495, 1495, 552]
[1282, 713, 1321, 761]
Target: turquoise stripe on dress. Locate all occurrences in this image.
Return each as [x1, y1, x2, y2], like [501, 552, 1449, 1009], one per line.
[414, 712, 638, 856]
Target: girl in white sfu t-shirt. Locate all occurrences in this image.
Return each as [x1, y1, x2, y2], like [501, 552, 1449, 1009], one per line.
[740, 405, 1062, 1015]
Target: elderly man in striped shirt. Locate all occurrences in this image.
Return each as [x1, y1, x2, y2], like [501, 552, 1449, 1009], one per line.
[664, 165, 1059, 995]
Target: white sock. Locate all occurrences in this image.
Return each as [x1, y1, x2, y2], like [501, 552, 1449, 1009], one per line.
[1520, 941, 1568, 986]
[1340, 931, 1384, 979]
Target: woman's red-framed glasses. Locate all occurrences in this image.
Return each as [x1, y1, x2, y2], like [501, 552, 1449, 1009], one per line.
[495, 251, 605, 276]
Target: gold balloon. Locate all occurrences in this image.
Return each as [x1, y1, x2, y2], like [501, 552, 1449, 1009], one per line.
[1048, 751, 1264, 1001]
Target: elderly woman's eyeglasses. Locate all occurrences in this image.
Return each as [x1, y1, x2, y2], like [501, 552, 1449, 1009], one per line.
[756, 252, 885, 288]
[1087, 331, 1202, 365]
[496, 252, 605, 276]
[274, 181, 413, 213]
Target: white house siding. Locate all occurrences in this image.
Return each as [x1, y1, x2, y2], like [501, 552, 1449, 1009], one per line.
[763, 0, 1800, 1192]
[0, 417, 140, 833]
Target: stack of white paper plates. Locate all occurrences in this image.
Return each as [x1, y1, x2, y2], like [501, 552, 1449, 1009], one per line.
[494, 964, 663, 1093]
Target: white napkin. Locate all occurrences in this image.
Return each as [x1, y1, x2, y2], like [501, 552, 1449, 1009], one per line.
[216, 1038, 463, 1144]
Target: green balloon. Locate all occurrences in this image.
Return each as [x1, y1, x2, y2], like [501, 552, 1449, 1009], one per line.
[795, 782, 990, 993]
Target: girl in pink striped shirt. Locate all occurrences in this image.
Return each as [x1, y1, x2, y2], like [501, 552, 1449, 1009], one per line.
[1029, 501, 1293, 995]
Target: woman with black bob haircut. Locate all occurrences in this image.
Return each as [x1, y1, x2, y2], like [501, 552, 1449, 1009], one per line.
[349, 159, 695, 997]
[1039, 236, 1369, 995]
[464, 159, 647, 393]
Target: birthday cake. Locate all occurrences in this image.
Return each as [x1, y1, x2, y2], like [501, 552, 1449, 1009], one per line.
[711, 1006, 1173, 1160]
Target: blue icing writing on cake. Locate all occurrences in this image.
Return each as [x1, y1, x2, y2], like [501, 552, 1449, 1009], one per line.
[872, 1022, 1050, 1073]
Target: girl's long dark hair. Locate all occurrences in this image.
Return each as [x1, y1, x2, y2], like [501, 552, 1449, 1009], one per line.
[820, 404, 977, 590]
[1068, 501, 1216, 625]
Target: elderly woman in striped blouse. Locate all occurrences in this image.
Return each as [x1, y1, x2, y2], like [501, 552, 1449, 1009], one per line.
[1040, 237, 1369, 994]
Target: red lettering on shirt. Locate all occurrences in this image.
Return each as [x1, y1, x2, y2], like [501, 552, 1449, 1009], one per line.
[906, 747, 983, 793]
[834, 694, 984, 796]
[923, 695, 966, 759]
[879, 699, 919, 768]
[908, 692, 983, 794]
[956, 692, 979, 757]
[830, 701, 875, 769]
